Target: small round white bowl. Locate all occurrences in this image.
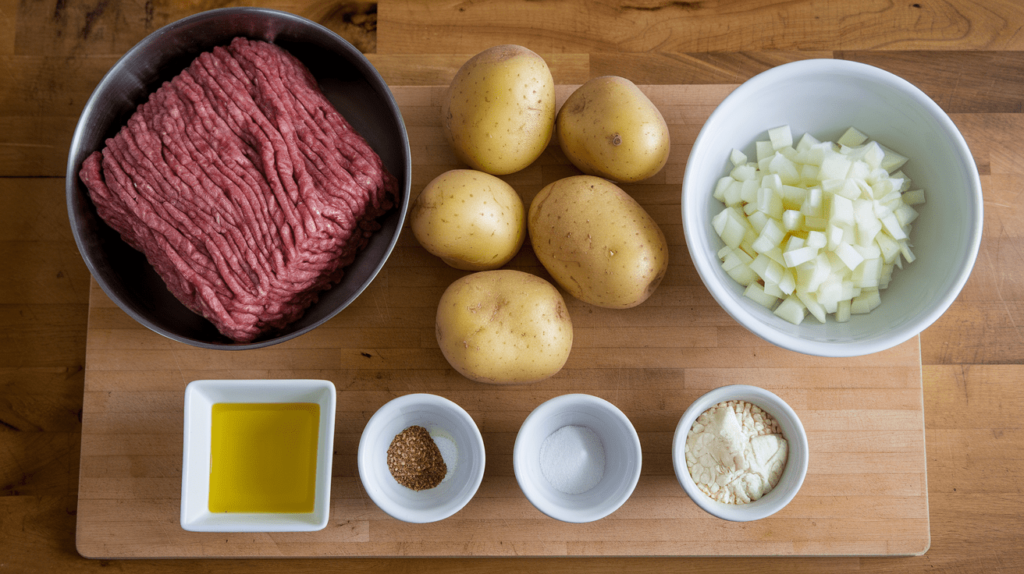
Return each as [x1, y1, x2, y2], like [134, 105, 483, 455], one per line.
[357, 393, 485, 523]
[513, 394, 642, 523]
[672, 385, 809, 522]
[682, 59, 983, 357]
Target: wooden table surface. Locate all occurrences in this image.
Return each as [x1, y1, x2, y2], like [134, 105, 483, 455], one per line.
[2, 1, 1022, 572]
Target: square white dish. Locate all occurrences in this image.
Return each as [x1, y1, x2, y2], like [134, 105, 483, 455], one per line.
[180, 379, 336, 532]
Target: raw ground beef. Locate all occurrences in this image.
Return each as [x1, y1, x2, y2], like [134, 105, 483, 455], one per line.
[79, 37, 398, 343]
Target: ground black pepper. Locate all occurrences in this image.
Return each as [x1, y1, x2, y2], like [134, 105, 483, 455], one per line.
[387, 425, 447, 490]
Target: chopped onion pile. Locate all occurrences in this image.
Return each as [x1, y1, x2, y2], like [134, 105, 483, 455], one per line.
[711, 125, 925, 325]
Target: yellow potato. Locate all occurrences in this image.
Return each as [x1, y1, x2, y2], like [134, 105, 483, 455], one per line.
[436, 270, 573, 384]
[442, 45, 555, 175]
[556, 76, 670, 183]
[410, 169, 526, 271]
[528, 175, 669, 309]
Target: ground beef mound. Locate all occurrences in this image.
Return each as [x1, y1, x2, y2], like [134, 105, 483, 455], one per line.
[79, 37, 397, 343]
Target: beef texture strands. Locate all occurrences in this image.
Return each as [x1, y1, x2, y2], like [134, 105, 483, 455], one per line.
[79, 37, 398, 343]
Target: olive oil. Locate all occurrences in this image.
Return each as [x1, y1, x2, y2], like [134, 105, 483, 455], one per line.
[208, 403, 320, 513]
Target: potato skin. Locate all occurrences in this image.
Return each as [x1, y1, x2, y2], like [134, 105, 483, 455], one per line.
[410, 170, 526, 271]
[528, 175, 669, 309]
[556, 76, 670, 183]
[436, 270, 573, 384]
[441, 45, 555, 175]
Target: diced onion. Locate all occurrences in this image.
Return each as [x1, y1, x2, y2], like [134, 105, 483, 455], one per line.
[714, 125, 924, 325]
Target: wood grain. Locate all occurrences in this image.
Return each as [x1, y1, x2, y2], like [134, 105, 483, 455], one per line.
[71, 85, 930, 559]
[3, 0, 1024, 572]
[377, 0, 1024, 53]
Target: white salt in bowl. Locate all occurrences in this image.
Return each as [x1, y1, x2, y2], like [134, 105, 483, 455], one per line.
[357, 393, 485, 523]
[682, 59, 983, 357]
[672, 385, 809, 522]
[513, 394, 642, 523]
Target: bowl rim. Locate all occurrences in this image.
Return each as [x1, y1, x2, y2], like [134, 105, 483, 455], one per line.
[356, 393, 486, 524]
[512, 393, 642, 523]
[65, 7, 412, 350]
[681, 58, 983, 357]
[671, 384, 809, 522]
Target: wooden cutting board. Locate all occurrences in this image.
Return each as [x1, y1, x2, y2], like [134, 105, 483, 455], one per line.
[75, 85, 929, 558]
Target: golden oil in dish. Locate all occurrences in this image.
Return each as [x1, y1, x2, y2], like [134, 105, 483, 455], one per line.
[208, 403, 320, 513]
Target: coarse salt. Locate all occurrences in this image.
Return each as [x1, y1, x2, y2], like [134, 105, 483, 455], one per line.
[539, 425, 605, 495]
[684, 400, 788, 504]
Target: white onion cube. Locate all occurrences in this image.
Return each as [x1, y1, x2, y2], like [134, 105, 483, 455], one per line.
[836, 299, 851, 322]
[762, 173, 783, 192]
[731, 164, 757, 182]
[713, 176, 734, 202]
[796, 132, 821, 152]
[730, 148, 748, 167]
[899, 240, 916, 263]
[862, 141, 885, 168]
[741, 179, 760, 204]
[875, 232, 901, 264]
[752, 218, 785, 253]
[829, 194, 855, 227]
[782, 210, 804, 231]
[747, 210, 769, 233]
[768, 125, 793, 150]
[804, 216, 827, 231]
[774, 295, 807, 325]
[851, 288, 882, 314]
[723, 179, 744, 206]
[819, 154, 852, 181]
[784, 246, 818, 268]
[779, 269, 796, 294]
[744, 282, 779, 309]
[880, 145, 909, 173]
[806, 230, 827, 249]
[769, 153, 801, 184]
[726, 260, 760, 286]
[847, 161, 871, 182]
[765, 246, 786, 266]
[834, 242, 865, 271]
[894, 204, 919, 227]
[902, 189, 926, 205]
[880, 212, 907, 240]
[796, 291, 827, 323]
[763, 258, 786, 285]
[838, 127, 869, 147]
[757, 187, 784, 219]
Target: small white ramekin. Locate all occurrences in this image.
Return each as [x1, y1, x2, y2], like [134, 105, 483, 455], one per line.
[513, 394, 642, 523]
[357, 393, 485, 523]
[672, 385, 809, 522]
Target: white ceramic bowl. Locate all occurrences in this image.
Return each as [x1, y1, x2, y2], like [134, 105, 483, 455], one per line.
[672, 385, 808, 522]
[682, 59, 983, 357]
[180, 379, 336, 532]
[357, 393, 485, 523]
[513, 394, 642, 523]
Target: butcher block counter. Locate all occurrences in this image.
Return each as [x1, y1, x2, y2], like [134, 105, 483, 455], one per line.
[2, 1, 1023, 573]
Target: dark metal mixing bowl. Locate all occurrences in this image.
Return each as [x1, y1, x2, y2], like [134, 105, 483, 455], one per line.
[66, 8, 411, 350]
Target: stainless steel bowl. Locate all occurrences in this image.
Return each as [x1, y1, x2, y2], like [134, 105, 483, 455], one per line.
[66, 8, 411, 350]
